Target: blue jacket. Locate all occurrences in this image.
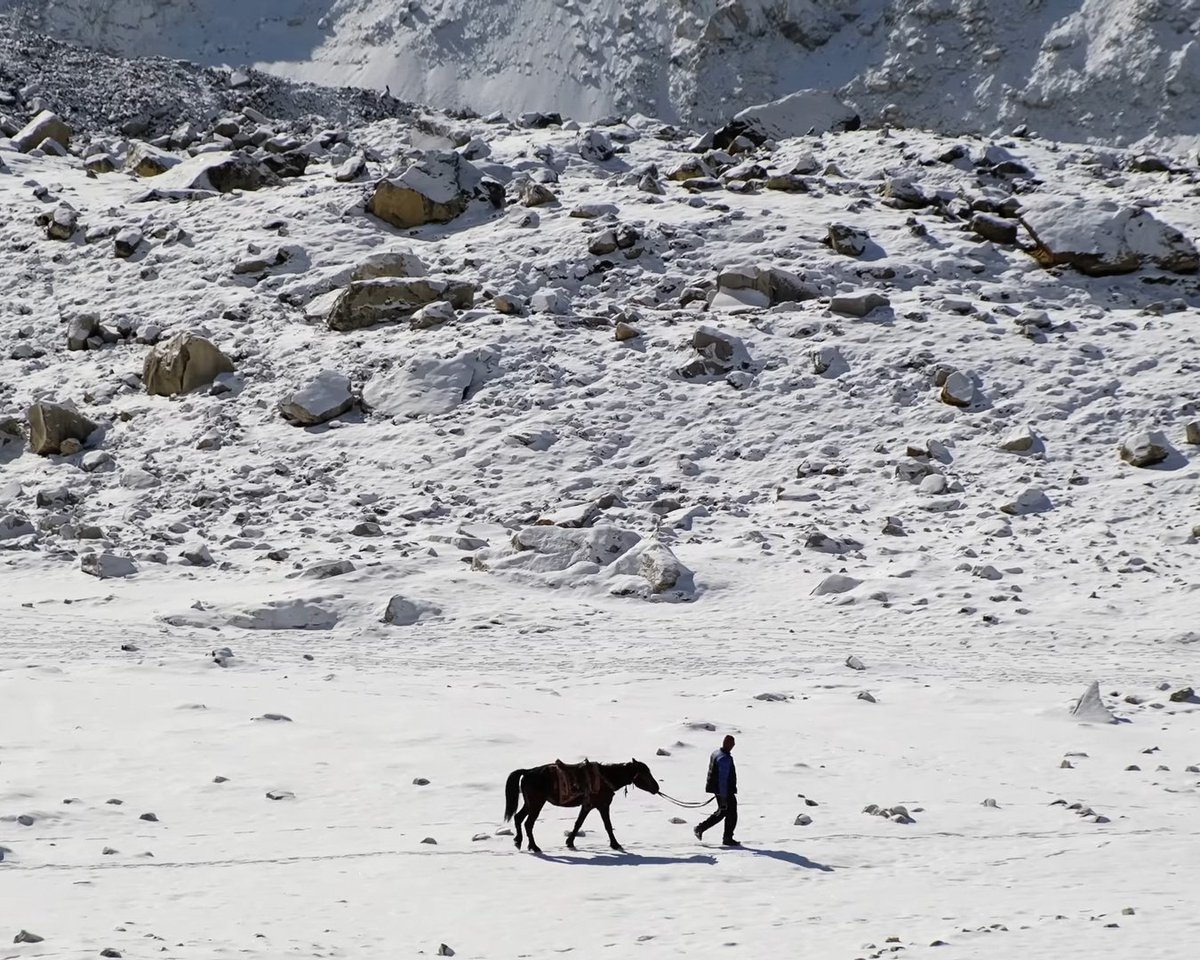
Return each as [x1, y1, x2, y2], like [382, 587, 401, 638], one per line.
[704, 748, 737, 796]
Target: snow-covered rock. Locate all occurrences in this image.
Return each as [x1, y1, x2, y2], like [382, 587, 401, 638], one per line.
[1020, 198, 1199, 276]
[327, 278, 476, 331]
[732, 90, 860, 141]
[1071, 681, 1116, 724]
[367, 152, 503, 228]
[362, 347, 500, 418]
[381, 596, 442, 626]
[279, 371, 355, 426]
[1119, 431, 1172, 468]
[80, 553, 137, 579]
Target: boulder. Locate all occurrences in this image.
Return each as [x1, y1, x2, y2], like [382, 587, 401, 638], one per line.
[81, 553, 137, 579]
[971, 213, 1019, 245]
[607, 537, 696, 599]
[830, 291, 889, 318]
[66, 314, 100, 350]
[1186, 420, 1200, 445]
[367, 152, 503, 228]
[0, 514, 36, 540]
[362, 347, 500, 418]
[713, 263, 817, 308]
[334, 154, 368, 182]
[1119, 430, 1171, 467]
[382, 596, 442, 626]
[731, 90, 859, 141]
[575, 129, 614, 163]
[1019, 197, 1199, 275]
[998, 487, 1051, 516]
[678, 326, 751, 379]
[113, 227, 142, 258]
[940, 371, 975, 407]
[46, 204, 78, 241]
[327, 277, 476, 332]
[999, 425, 1036, 452]
[519, 181, 558, 207]
[827, 223, 870, 257]
[880, 178, 930, 209]
[27, 401, 98, 455]
[279, 371, 354, 426]
[1071, 681, 1115, 724]
[350, 249, 428, 281]
[126, 142, 181, 177]
[410, 299, 456, 330]
[143, 332, 235, 396]
[13, 110, 72, 152]
[812, 574, 861, 596]
[153, 152, 279, 193]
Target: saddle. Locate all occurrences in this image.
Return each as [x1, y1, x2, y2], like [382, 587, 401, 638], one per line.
[554, 758, 606, 803]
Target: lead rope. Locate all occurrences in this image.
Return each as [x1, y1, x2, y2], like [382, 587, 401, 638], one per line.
[657, 790, 716, 809]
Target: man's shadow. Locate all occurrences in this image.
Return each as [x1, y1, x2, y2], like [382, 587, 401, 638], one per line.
[744, 848, 834, 872]
[536, 852, 717, 867]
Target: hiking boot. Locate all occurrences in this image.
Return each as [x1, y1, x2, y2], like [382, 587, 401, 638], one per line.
[721, 839, 741, 847]
[692, 825, 703, 841]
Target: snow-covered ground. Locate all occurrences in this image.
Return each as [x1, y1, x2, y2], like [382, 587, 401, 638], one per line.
[2, 32, 1200, 960]
[10, 0, 1200, 145]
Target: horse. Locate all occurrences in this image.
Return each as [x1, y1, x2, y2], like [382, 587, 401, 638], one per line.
[503, 759, 660, 854]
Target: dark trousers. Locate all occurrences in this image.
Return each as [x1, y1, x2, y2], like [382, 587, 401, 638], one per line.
[698, 795, 737, 841]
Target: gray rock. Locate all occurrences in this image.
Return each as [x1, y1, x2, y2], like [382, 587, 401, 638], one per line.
[13, 110, 72, 152]
[940, 371, 975, 407]
[827, 223, 870, 257]
[182, 545, 214, 567]
[265, 790, 295, 800]
[678, 326, 751, 379]
[1119, 430, 1171, 467]
[46, 204, 79, 240]
[13, 930, 44, 944]
[327, 278, 476, 332]
[1071, 681, 1116, 723]
[80, 553, 137, 579]
[845, 655, 866, 671]
[303, 559, 355, 579]
[280, 371, 354, 426]
[830, 291, 889, 318]
[410, 300, 457, 330]
[999, 425, 1036, 452]
[350, 249, 428, 282]
[1185, 420, 1200, 445]
[794, 813, 813, 826]
[971, 213, 1018, 244]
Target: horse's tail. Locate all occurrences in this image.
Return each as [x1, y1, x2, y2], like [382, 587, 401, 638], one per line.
[503, 768, 527, 821]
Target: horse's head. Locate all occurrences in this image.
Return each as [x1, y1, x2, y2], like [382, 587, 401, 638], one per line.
[629, 758, 660, 794]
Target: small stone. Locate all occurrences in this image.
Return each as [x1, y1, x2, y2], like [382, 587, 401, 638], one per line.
[437, 945, 455, 957]
[857, 691, 877, 703]
[413, 777, 431, 786]
[139, 812, 159, 822]
[794, 813, 813, 826]
[1060, 759, 1074, 769]
[13, 931, 44, 944]
[265, 790, 295, 801]
[255, 713, 293, 722]
[102, 846, 118, 855]
[1119, 430, 1171, 468]
[830, 291, 889, 317]
[421, 837, 438, 845]
[655, 747, 671, 757]
[981, 798, 999, 808]
[213, 776, 229, 783]
[1122, 907, 1135, 915]
[16, 814, 34, 826]
[845, 655, 866, 671]
[100, 949, 123, 957]
[1169, 687, 1195, 703]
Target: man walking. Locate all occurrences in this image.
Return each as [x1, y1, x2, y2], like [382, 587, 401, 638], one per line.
[694, 734, 739, 846]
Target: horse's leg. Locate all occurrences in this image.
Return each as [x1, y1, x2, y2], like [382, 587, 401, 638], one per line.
[566, 803, 591, 850]
[513, 802, 527, 849]
[525, 798, 546, 854]
[598, 797, 623, 851]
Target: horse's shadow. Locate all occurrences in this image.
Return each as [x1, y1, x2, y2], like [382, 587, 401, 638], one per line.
[745, 848, 834, 871]
[535, 851, 716, 867]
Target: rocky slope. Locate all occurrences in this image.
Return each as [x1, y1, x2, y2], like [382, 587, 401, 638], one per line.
[1, 35, 1199, 645]
[7, 0, 1200, 145]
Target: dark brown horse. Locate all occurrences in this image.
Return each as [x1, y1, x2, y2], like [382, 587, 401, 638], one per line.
[503, 759, 660, 854]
